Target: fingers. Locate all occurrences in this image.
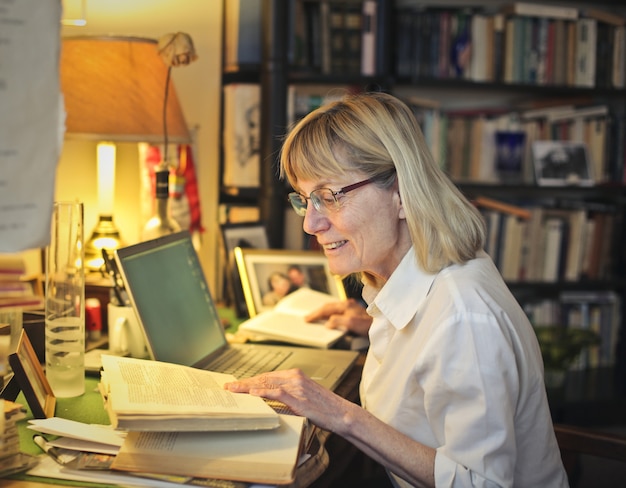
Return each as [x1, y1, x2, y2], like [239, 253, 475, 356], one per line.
[305, 301, 347, 322]
[323, 301, 372, 336]
[223, 369, 302, 392]
[324, 313, 349, 331]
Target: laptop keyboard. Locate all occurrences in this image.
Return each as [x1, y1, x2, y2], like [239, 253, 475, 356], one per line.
[208, 347, 292, 379]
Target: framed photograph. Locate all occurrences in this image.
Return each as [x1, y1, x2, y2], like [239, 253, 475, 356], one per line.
[219, 222, 269, 317]
[8, 329, 55, 418]
[532, 140, 593, 186]
[233, 247, 346, 317]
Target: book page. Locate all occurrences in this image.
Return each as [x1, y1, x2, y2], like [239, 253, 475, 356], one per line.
[100, 355, 277, 419]
[274, 287, 339, 317]
[111, 414, 306, 485]
[240, 311, 345, 349]
[0, 0, 63, 252]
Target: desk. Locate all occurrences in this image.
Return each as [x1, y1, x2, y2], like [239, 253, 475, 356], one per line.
[1, 354, 365, 488]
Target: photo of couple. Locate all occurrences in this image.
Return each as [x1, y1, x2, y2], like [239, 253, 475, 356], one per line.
[260, 264, 329, 306]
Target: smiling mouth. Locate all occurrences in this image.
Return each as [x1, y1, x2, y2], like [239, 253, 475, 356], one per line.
[323, 240, 347, 250]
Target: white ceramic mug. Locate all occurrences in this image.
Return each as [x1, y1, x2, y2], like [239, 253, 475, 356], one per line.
[107, 303, 147, 358]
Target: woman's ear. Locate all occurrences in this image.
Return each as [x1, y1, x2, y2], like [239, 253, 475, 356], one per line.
[395, 189, 406, 220]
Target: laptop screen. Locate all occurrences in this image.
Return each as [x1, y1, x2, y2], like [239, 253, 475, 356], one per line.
[114, 231, 227, 366]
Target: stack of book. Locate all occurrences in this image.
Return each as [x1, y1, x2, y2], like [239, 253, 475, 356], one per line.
[0, 254, 43, 310]
[98, 355, 310, 485]
[0, 399, 37, 476]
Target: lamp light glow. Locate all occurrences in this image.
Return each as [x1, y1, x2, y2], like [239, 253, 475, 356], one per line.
[61, 37, 191, 272]
[61, 0, 87, 26]
[97, 142, 116, 216]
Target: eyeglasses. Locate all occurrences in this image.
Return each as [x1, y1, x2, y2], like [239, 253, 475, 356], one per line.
[287, 178, 374, 217]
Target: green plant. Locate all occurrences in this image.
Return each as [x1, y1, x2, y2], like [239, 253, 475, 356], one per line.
[533, 325, 600, 371]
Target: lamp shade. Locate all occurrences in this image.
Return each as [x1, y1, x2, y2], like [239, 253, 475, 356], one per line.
[61, 36, 190, 143]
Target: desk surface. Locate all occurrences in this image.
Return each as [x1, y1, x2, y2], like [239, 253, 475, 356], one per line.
[2, 353, 365, 488]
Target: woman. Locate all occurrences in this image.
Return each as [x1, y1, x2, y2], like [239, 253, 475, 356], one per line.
[262, 271, 297, 306]
[226, 92, 567, 487]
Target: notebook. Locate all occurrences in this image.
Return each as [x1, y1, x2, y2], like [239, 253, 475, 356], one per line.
[113, 231, 359, 391]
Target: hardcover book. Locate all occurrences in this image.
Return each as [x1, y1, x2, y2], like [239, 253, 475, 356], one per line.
[110, 414, 307, 485]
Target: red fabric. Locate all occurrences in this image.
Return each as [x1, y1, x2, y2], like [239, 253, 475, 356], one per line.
[177, 144, 204, 234]
[144, 144, 204, 234]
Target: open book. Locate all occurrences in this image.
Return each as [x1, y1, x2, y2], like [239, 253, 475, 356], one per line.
[110, 414, 306, 485]
[239, 287, 347, 348]
[99, 355, 279, 432]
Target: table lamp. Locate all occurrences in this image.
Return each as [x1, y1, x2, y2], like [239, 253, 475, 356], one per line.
[61, 36, 191, 271]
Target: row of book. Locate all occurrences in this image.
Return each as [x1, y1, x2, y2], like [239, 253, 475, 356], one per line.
[395, 2, 626, 89]
[0, 254, 43, 310]
[225, 0, 387, 76]
[406, 98, 624, 186]
[291, 0, 386, 76]
[476, 197, 617, 284]
[524, 291, 621, 370]
[0, 400, 34, 477]
[287, 85, 626, 185]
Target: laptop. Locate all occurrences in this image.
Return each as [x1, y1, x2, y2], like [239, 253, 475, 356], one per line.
[113, 231, 359, 391]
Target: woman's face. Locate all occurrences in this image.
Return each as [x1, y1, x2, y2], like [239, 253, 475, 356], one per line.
[298, 174, 411, 282]
[270, 274, 291, 296]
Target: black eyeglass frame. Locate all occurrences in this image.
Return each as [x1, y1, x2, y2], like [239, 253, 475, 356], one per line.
[287, 178, 374, 216]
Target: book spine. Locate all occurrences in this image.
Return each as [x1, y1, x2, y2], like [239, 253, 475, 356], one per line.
[612, 26, 626, 88]
[575, 18, 598, 87]
[361, 0, 377, 76]
[224, 0, 262, 70]
[503, 3, 579, 21]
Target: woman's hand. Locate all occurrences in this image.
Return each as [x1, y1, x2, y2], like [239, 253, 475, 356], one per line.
[225, 368, 435, 487]
[224, 369, 354, 434]
[305, 298, 372, 337]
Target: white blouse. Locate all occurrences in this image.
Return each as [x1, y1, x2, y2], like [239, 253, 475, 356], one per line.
[360, 247, 568, 487]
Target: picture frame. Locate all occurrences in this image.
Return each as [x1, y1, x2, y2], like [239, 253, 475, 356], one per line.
[8, 329, 55, 418]
[233, 247, 346, 317]
[219, 222, 270, 317]
[531, 140, 594, 186]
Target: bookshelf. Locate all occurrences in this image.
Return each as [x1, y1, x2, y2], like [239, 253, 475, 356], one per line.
[220, 0, 392, 248]
[221, 0, 626, 408]
[390, 2, 626, 395]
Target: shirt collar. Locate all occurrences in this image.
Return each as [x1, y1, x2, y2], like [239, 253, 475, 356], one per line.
[363, 246, 437, 330]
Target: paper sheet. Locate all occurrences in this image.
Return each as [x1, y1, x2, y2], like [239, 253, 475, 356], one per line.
[29, 455, 277, 488]
[28, 417, 126, 447]
[0, 0, 63, 252]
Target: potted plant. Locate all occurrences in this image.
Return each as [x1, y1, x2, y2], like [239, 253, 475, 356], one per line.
[533, 325, 600, 388]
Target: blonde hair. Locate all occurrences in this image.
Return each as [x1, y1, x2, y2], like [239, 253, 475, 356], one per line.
[280, 92, 485, 273]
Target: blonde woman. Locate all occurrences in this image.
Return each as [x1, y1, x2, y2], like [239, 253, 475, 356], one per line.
[226, 92, 567, 488]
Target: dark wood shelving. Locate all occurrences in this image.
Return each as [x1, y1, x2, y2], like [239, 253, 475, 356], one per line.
[393, 76, 626, 97]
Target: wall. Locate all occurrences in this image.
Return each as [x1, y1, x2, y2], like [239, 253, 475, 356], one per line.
[57, 0, 223, 294]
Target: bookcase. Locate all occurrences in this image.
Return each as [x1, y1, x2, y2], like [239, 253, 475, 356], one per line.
[220, 0, 392, 249]
[221, 0, 626, 417]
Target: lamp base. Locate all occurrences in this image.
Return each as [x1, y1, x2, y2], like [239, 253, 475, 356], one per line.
[85, 215, 124, 272]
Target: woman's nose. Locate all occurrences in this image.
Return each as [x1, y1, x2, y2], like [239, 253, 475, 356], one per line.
[303, 203, 329, 235]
